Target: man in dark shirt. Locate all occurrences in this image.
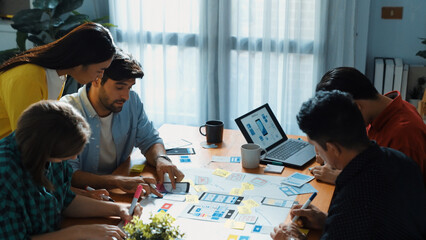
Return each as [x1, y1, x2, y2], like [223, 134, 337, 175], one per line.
[271, 90, 426, 240]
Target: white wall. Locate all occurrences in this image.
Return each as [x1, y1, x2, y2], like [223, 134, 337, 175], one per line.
[366, 0, 426, 80]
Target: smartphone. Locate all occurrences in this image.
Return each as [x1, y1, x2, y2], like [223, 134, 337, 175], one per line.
[156, 182, 190, 194]
[166, 148, 196, 155]
[199, 192, 244, 205]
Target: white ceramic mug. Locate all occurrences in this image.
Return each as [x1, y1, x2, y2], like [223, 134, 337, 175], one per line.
[241, 143, 267, 169]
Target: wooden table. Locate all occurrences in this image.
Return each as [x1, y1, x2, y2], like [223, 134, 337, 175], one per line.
[62, 124, 335, 239]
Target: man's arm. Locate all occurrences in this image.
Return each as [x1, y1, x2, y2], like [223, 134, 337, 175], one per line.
[71, 170, 162, 196]
[143, 143, 185, 188]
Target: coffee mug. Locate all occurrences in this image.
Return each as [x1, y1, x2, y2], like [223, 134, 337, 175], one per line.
[199, 120, 224, 143]
[241, 143, 267, 169]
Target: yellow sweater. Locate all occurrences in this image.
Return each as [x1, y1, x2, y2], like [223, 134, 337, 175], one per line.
[0, 64, 51, 139]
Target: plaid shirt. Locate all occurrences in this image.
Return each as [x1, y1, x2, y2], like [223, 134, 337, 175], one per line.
[0, 133, 75, 239]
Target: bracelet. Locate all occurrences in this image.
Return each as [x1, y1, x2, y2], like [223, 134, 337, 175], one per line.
[155, 154, 172, 162]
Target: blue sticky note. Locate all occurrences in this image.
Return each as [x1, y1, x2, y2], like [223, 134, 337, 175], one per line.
[238, 236, 250, 240]
[230, 156, 241, 163]
[180, 156, 191, 163]
[253, 225, 262, 232]
[279, 183, 317, 196]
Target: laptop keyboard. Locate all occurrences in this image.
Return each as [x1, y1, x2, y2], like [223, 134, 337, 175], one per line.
[268, 141, 309, 160]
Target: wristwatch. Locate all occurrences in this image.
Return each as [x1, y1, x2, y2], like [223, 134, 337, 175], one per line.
[155, 154, 172, 162]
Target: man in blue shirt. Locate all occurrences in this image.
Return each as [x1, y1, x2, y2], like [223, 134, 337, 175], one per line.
[271, 90, 425, 240]
[61, 51, 185, 198]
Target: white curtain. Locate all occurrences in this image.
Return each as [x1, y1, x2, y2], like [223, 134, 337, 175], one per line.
[108, 0, 357, 135]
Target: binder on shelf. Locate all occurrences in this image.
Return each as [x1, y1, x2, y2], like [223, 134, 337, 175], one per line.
[383, 58, 395, 94]
[393, 58, 403, 93]
[374, 58, 385, 94]
[401, 64, 409, 100]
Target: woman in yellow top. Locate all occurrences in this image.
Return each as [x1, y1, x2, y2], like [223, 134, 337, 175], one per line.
[0, 22, 116, 139]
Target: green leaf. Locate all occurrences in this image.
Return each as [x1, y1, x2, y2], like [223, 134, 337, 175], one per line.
[416, 50, 426, 59]
[12, 9, 44, 25]
[63, 14, 89, 26]
[33, 0, 60, 9]
[101, 23, 117, 28]
[50, 17, 64, 27]
[0, 48, 21, 64]
[53, 0, 84, 18]
[16, 31, 28, 51]
[28, 35, 47, 46]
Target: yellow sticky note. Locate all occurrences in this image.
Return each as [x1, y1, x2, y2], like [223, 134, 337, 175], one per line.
[213, 168, 231, 178]
[224, 219, 234, 228]
[299, 228, 310, 235]
[237, 205, 252, 214]
[242, 199, 260, 208]
[229, 188, 244, 196]
[241, 182, 254, 190]
[227, 235, 238, 240]
[232, 221, 246, 230]
[185, 195, 199, 203]
[182, 178, 195, 187]
[130, 164, 145, 173]
[193, 185, 208, 192]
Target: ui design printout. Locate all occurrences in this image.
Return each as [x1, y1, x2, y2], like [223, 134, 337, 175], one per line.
[138, 168, 297, 240]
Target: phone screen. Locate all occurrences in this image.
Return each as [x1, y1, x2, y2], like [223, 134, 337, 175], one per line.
[255, 119, 268, 136]
[199, 192, 244, 205]
[157, 182, 190, 194]
[166, 148, 196, 155]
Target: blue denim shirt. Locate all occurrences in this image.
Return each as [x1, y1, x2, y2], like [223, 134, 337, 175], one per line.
[60, 85, 163, 174]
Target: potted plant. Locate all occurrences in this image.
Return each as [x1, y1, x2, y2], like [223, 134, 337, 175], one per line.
[124, 211, 185, 240]
[408, 77, 426, 107]
[0, 0, 115, 94]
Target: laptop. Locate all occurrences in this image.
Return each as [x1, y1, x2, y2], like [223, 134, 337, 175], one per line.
[235, 103, 315, 168]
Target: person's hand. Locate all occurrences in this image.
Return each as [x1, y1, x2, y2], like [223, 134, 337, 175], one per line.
[70, 187, 110, 201]
[66, 224, 126, 240]
[270, 222, 306, 240]
[310, 164, 340, 184]
[115, 202, 143, 222]
[290, 204, 327, 230]
[315, 154, 324, 165]
[156, 158, 185, 189]
[115, 176, 163, 197]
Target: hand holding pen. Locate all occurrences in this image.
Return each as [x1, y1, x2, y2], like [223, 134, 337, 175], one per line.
[290, 192, 327, 230]
[85, 186, 115, 202]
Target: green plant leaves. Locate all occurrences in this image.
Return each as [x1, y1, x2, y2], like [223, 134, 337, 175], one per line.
[11, 9, 45, 34]
[16, 32, 28, 51]
[53, 0, 84, 18]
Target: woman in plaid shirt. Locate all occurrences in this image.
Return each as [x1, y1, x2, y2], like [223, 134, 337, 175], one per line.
[0, 101, 141, 240]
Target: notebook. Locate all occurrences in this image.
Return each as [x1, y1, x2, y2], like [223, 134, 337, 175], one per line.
[235, 103, 315, 168]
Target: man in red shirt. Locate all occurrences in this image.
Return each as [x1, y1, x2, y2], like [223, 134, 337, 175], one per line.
[310, 67, 426, 186]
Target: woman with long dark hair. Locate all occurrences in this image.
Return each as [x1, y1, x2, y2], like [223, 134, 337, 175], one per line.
[0, 100, 141, 239]
[0, 22, 116, 139]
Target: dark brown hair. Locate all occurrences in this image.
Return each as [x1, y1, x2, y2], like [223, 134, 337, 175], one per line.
[15, 100, 91, 190]
[0, 22, 116, 73]
[101, 49, 144, 85]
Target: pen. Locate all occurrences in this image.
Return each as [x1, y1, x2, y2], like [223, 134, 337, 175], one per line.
[292, 192, 317, 223]
[85, 186, 115, 202]
[125, 185, 143, 225]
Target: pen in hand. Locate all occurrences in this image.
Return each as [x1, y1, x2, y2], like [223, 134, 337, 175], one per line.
[125, 185, 143, 225]
[85, 186, 115, 202]
[292, 192, 317, 223]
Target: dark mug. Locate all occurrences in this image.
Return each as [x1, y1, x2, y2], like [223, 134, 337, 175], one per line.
[199, 120, 224, 143]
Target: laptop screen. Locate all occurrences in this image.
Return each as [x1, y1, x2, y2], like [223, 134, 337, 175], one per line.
[235, 104, 288, 150]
